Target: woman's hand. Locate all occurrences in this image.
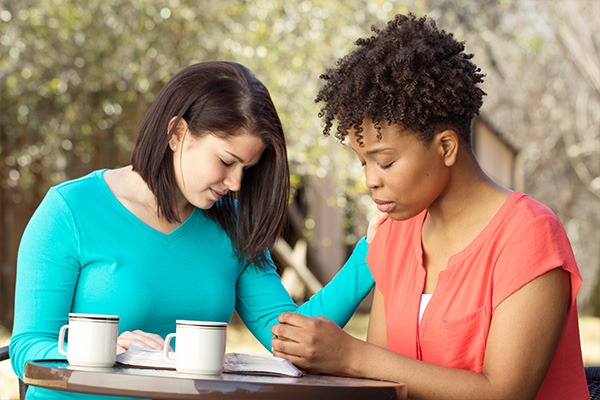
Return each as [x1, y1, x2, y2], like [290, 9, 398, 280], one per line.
[270, 312, 360, 373]
[367, 212, 388, 243]
[117, 330, 171, 354]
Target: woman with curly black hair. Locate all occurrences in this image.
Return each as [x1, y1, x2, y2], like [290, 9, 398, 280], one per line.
[271, 14, 588, 399]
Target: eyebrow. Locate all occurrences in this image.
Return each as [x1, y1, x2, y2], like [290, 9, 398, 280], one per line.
[225, 151, 245, 163]
[365, 147, 394, 155]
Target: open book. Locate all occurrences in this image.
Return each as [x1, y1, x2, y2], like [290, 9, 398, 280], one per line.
[116, 346, 305, 377]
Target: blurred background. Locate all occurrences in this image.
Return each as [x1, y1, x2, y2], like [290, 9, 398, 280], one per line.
[1, 0, 599, 398]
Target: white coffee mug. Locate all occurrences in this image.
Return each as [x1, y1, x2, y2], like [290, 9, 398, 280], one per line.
[58, 313, 119, 368]
[163, 320, 227, 375]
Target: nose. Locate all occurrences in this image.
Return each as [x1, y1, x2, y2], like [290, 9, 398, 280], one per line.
[364, 164, 382, 189]
[224, 167, 244, 192]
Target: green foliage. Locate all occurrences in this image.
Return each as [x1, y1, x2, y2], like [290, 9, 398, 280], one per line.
[2, 3, 597, 316]
[0, 0, 429, 242]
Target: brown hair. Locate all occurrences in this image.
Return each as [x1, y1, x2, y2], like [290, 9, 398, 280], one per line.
[131, 61, 289, 269]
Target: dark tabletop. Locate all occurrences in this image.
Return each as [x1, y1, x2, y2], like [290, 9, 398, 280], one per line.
[24, 360, 407, 400]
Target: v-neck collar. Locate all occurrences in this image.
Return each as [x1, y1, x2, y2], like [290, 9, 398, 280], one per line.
[415, 191, 525, 270]
[95, 169, 200, 244]
[414, 191, 524, 339]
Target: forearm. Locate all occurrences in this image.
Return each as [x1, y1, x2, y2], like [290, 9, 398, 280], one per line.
[11, 188, 79, 377]
[296, 237, 373, 326]
[271, 314, 503, 400]
[344, 341, 512, 400]
[238, 238, 373, 350]
[344, 269, 569, 400]
[9, 333, 64, 379]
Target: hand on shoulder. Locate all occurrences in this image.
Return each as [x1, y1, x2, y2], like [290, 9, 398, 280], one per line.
[367, 212, 389, 243]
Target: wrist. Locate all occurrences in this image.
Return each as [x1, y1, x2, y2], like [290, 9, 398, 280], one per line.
[344, 337, 368, 377]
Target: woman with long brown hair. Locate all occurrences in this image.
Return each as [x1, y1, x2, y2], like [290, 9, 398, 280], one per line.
[10, 61, 375, 400]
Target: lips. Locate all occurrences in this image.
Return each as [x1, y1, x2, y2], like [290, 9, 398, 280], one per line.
[374, 199, 395, 213]
[210, 188, 226, 201]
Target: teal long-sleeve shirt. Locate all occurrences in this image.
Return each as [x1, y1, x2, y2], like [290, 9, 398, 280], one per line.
[10, 170, 374, 399]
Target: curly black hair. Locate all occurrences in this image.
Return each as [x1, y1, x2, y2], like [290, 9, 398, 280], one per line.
[315, 13, 486, 147]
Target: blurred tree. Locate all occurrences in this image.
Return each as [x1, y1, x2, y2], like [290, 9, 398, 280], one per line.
[0, 0, 419, 326]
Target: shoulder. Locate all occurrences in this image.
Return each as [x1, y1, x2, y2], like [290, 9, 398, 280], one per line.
[503, 192, 561, 224]
[33, 170, 109, 223]
[491, 192, 581, 306]
[49, 169, 112, 212]
[51, 170, 106, 200]
[496, 192, 569, 246]
[23, 173, 105, 241]
[491, 191, 573, 256]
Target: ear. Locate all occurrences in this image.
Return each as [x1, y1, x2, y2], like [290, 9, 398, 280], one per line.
[167, 117, 189, 150]
[436, 129, 459, 167]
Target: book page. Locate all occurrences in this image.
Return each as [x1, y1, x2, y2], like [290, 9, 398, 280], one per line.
[115, 346, 304, 377]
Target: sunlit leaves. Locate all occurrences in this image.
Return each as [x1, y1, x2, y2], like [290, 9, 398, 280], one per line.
[3, 1, 596, 284]
[0, 0, 428, 242]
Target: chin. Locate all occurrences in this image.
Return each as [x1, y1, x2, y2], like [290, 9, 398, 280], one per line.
[388, 209, 419, 221]
[194, 199, 216, 210]
[387, 213, 403, 221]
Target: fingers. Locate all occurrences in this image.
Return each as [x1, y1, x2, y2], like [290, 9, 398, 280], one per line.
[277, 312, 310, 326]
[271, 320, 303, 343]
[271, 335, 302, 356]
[273, 314, 336, 337]
[272, 315, 352, 374]
[371, 212, 388, 225]
[272, 313, 328, 341]
[367, 212, 389, 243]
[271, 349, 309, 370]
[271, 315, 332, 367]
[272, 350, 310, 369]
[271, 316, 311, 358]
[271, 335, 316, 370]
[118, 330, 168, 351]
[277, 312, 330, 327]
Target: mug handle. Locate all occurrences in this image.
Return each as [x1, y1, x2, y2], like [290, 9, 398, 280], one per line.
[163, 333, 176, 362]
[57, 325, 69, 356]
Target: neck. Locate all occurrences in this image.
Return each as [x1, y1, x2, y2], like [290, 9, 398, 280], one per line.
[130, 167, 192, 221]
[424, 152, 510, 236]
[104, 166, 193, 234]
[125, 167, 160, 213]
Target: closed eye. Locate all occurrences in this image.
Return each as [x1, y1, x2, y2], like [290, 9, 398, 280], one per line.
[220, 159, 232, 167]
[379, 162, 394, 170]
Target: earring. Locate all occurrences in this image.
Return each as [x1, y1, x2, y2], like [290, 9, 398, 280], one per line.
[172, 144, 177, 150]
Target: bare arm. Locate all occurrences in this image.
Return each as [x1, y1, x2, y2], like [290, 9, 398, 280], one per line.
[365, 286, 387, 347]
[272, 267, 569, 400]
